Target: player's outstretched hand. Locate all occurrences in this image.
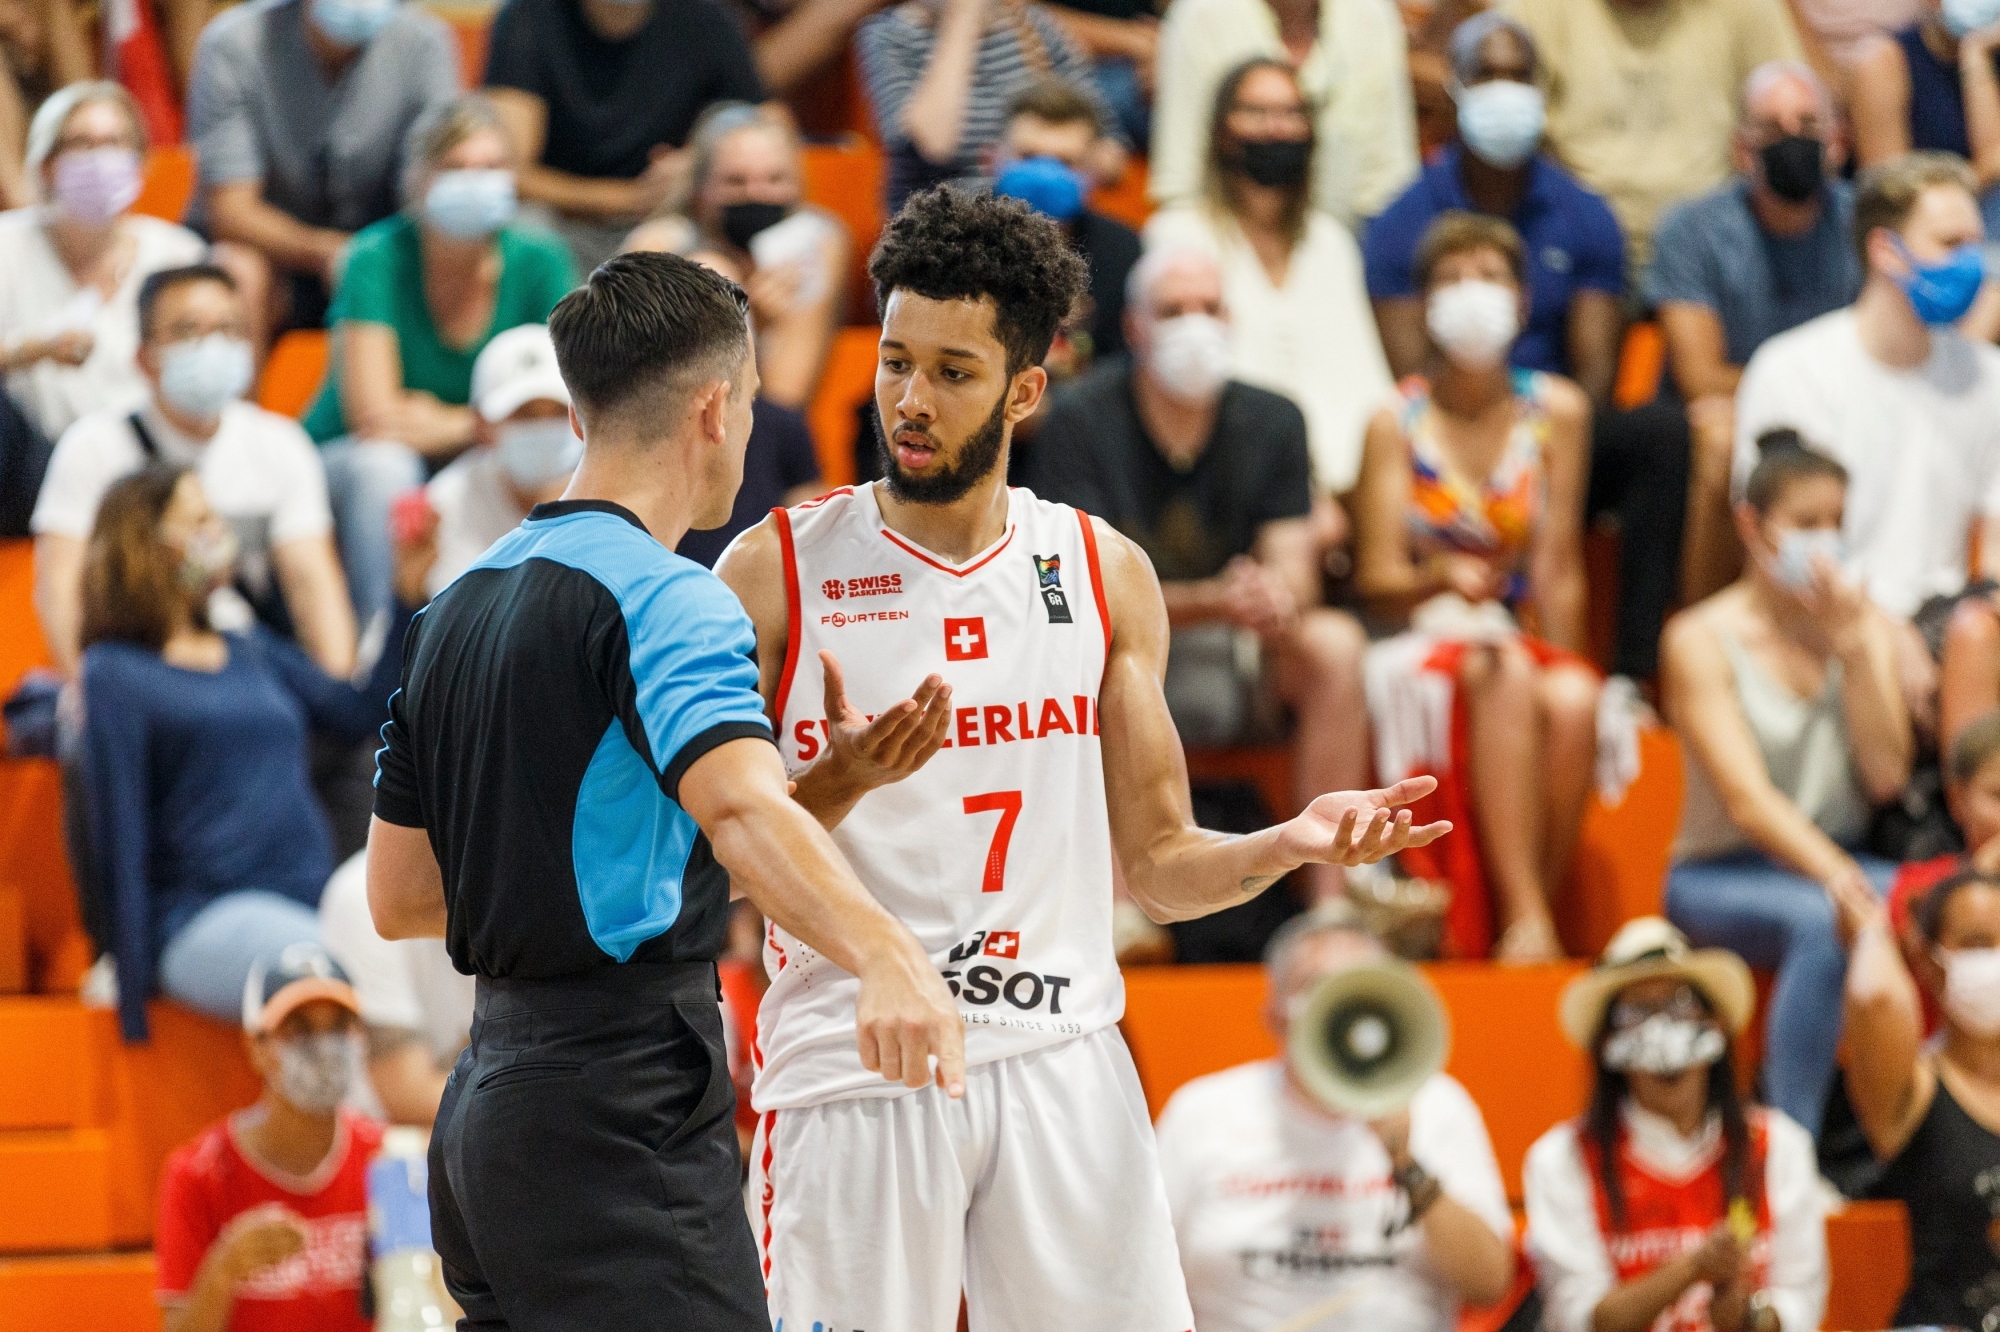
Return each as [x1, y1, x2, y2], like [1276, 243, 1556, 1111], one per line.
[820, 650, 954, 791]
[1277, 777, 1452, 869]
[855, 938, 967, 1099]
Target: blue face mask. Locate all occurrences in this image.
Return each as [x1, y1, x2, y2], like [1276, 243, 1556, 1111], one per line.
[1895, 238, 1987, 326]
[309, 0, 396, 47]
[158, 334, 255, 420]
[993, 156, 1086, 223]
[1454, 79, 1545, 170]
[424, 169, 517, 240]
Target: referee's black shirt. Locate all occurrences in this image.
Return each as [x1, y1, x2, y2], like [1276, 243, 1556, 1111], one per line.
[373, 500, 775, 978]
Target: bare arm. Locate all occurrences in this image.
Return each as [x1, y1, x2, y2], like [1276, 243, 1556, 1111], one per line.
[1660, 610, 1858, 882]
[752, 0, 894, 93]
[1526, 377, 1590, 653]
[31, 533, 85, 677]
[1371, 1111, 1515, 1305]
[680, 736, 965, 1092]
[1567, 291, 1623, 410]
[270, 535, 358, 677]
[1253, 514, 1325, 614]
[162, 1208, 309, 1332]
[898, 0, 987, 164]
[1372, 297, 1429, 380]
[1590, 1242, 1731, 1332]
[487, 87, 681, 218]
[336, 323, 479, 456]
[1094, 520, 1446, 922]
[1838, 603, 1915, 802]
[1963, 27, 2000, 189]
[1043, 8, 1156, 68]
[1352, 406, 1465, 620]
[1850, 36, 1914, 169]
[0, 59, 28, 211]
[1841, 907, 1933, 1160]
[205, 182, 348, 281]
[1659, 302, 1743, 402]
[367, 817, 449, 940]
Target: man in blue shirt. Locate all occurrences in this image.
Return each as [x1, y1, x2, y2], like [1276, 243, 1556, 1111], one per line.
[1647, 61, 1859, 603]
[366, 253, 962, 1330]
[1364, 13, 1625, 400]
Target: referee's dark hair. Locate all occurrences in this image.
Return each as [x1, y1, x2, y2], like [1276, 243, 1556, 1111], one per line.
[868, 186, 1087, 375]
[548, 251, 752, 432]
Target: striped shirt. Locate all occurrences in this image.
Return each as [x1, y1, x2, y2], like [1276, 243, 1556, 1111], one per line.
[855, 2, 1124, 214]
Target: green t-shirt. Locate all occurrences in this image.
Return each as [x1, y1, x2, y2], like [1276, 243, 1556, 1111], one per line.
[302, 214, 578, 442]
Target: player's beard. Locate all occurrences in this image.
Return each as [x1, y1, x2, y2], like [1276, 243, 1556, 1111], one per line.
[875, 387, 1008, 506]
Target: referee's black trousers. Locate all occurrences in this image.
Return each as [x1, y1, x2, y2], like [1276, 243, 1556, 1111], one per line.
[429, 961, 768, 1330]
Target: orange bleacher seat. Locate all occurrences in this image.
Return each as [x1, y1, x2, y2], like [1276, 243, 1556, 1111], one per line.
[1088, 157, 1151, 233]
[1613, 320, 1665, 412]
[257, 329, 330, 421]
[1825, 1200, 1911, 1331]
[131, 146, 195, 225]
[807, 325, 880, 488]
[442, 6, 490, 87]
[800, 139, 886, 323]
[0, 1251, 159, 1332]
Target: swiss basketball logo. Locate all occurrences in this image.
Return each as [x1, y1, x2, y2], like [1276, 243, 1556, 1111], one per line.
[822, 579, 845, 601]
[944, 617, 988, 661]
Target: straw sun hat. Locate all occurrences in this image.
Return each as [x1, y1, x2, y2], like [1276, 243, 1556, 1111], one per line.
[1558, 917, 1756, 1050]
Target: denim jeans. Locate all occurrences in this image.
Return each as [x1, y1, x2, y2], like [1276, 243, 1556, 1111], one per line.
[1665, 850, 1894, 1135]
[320, 437, 424, 641]
[158, 890, 323, 1025]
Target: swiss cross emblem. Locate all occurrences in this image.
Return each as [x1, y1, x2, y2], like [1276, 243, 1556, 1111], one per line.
[944, 617, 988, 661]
[983, 931, 1020, 958]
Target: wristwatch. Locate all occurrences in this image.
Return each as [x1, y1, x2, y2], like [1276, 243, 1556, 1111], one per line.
[1392, 1159, 1444, 1221]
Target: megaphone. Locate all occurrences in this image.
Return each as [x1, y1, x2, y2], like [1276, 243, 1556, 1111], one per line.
[1287, 956, 1450, 1119]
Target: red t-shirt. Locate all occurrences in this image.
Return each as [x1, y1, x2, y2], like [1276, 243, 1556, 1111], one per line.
[155, 1109, 383, 1332]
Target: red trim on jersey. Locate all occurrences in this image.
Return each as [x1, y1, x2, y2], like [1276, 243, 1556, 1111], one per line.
[758, 1110, 779, 1282]
[1076, 509, 1112, 658]
[796, 485, 854, 511]
[880, 524, 1017, 576]
[772, 507, 804, 726]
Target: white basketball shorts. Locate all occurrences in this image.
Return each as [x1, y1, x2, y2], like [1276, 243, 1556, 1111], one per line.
[750, 1025, 1194, 1332]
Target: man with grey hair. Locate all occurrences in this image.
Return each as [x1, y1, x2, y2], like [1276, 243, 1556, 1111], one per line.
[1154, 903, 1515, 1332]
[1648, 59, 1861, 602]
[1030, 245, 1370, 906]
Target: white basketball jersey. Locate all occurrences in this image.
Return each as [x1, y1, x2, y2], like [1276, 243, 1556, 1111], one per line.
[752, 483, 1123, 1112]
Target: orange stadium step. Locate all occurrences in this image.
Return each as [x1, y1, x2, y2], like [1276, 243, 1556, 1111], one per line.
[800, 138, 886, 323]
[1825, 1200, 1911, 1331]
[0, 882, 23, 995]
[0, 998, 90, 1129]
[131, 146, 195, 225]
[0, 1128, 114, 1251]
[0, 1251, 160, 1332]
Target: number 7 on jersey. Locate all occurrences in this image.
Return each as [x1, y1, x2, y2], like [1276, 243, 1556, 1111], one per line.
[962, 791, 1023, 893]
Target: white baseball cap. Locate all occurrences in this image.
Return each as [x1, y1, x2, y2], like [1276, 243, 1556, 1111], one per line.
[471, 324, 571, 424]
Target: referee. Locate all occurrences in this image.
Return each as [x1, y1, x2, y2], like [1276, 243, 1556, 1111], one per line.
[365, 253, 964, 1329]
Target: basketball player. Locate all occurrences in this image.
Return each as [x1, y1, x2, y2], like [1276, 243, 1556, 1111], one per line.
[716, 189, 1449, 1330]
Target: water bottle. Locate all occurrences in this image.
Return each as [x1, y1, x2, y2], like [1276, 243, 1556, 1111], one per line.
[368, 1126, 451, 1331]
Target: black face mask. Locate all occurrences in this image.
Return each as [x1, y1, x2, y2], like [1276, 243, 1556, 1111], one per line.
[719, 201, 789, 251]
[1758, 135, 1824, 204]
[1231, 139, 1313, 189]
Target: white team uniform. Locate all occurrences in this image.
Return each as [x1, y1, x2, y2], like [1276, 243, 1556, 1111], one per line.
[750, 482, 1193, 1332]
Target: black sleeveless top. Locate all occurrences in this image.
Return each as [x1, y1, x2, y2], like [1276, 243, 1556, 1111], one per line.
[1874, 1072, 2000, 1327]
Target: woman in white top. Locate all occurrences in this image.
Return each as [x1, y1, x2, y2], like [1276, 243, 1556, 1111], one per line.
[1525, 917, 1829, 1332]
[1659, 429, 1911, 1137]
[0, 81, 205, 441]
[1143, 58, 1392, 497]
[623, 102, 848, 411]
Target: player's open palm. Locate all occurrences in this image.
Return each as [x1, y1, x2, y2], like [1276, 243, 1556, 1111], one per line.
[820, 650, 954, 792]
[1279, 776, 1452, 868]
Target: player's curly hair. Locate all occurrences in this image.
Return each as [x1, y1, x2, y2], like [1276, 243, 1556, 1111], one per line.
[867, 186, 1088, 376]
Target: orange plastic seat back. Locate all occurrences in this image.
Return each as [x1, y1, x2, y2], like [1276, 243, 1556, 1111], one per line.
[131, 147, 195, 225]
[256, 330, 330, 421]
[806, 326, 881, 488]
[1088, 157, 1152, 232]
[1613, 321, 1664, 411]
[446, 10, 487, 86]
[800, 140, 886, 323]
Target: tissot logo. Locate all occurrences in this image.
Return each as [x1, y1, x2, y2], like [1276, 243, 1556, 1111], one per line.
[822, 573, 904, 601]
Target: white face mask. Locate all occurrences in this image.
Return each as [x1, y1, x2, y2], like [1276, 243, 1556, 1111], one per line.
[1940, 947, 2000, 1036]
[1601, 1013, 1727, 1075]
[157, 334, 255, 421]
[1770, 527, 1847, 591]
[1145, 312, 1232, 405]
[273, 1030, 361, 1114]
[496, 417, 583, 488]
[1425, 279, 1520, 369]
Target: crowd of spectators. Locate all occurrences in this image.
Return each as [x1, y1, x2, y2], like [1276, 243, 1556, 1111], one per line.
[9, 0, 2000, 1321]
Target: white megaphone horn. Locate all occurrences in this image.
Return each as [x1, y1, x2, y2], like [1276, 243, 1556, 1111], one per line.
[1287, 956, 1450, 1119]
